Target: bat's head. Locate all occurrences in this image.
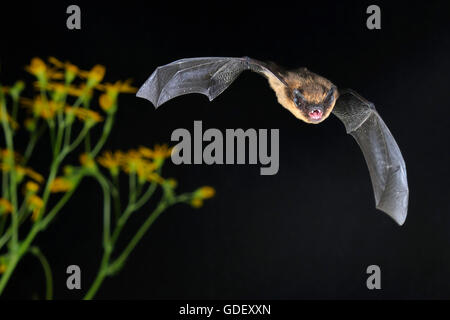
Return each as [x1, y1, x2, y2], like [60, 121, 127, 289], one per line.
[266, 68, 338, 124]
[292, 85, 337, 124]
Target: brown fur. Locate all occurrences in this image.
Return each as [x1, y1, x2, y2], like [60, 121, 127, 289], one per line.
[263, 68, 339, 124]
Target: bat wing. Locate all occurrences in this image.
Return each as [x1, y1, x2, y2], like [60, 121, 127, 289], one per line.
[332, 89, 409, 225]
[136, 57, 286, 107]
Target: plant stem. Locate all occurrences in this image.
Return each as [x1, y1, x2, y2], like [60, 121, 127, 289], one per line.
[29, 246, 53, 300]
[40, 175, 84, 229]
[109, 201, 167, 275]
[83, 198, 168, 300]
[94, 173, 111, 251]
[0, 90, 18, 251]
[83, 250, 110, 300]
[111, 174, 121, 222]
[0, 253, 19, 294]
[0, 173, 85, 295]
[91, 114, 114, 158]
[22, 121, 46, 166]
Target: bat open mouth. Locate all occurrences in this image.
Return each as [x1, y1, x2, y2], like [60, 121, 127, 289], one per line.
[308, 109, 323, 120]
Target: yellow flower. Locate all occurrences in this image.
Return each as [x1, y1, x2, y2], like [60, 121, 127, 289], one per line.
[48, 57, 65, 68]
[190, 198, 204, 208]
[97, 79, 137, 96]
[21, 96, 63, 120]
[136, 161, 157, 183]
[154, 144, 172, 159]
[25, 57, 64, 82]
[66, 84, 92, 99]
[0, 198, 13, 215]
[25, 57, 47, 78]
[50, 177, 73, 193]
[0, 263, 6, 274]
[165, 178, 178, 189]
[96, 80, 137, 113]
[120, 149, 141, 173]
[24, 118, 36, 131]
[63, 165, 75, 176]
[138, 144, 172, 164]
[28, 195, 44, 221]
[0, 163, 43, 184]
[24, 181, 40, 194]
[120, 149, 157, 181]
[190, 186, 215, 208]
[194, 186, 216, 199]
[0, 107, 19, 129]
[65, 63, 79, 78]
[79, 153, 96, 170]
[99, 94, 115, 112]
[8, 81, 25, 101]
[48, 57, 79, 84]
[34, 82, 69, 101]
[80, 65, 106, 87]
[97, 151, 122, 176]
[24, 167, 44, 184]
[146, 172, 164, 184]
[0, 148, 22, 163]
[65, 106, 103, 125]
[138, 146, 153, 158]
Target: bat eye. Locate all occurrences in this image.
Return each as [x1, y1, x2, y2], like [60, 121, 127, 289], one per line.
[293, 89, 306, 107]
[324, 86, 336, 105]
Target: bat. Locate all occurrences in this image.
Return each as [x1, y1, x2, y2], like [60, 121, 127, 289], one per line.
[136, 57, 409, 226]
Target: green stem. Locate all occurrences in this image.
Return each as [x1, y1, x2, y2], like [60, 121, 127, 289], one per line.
[29, 246, 53, 300]
[0, 214, 7, 242]
[128, 171, 136, 205]
[93, 173, 111, 250]
[83, 250, 110, 300]
[111, 174, 121, 222]
[90, 113, 114, 158]
[133, 180, 159, 212]
[0, 253, 19, 294]
[84, 133, 91, 153]
[47, 119, 56, 150]
[53, 110, 65, 159]
[109, 200, 168, 275]
[110, 181, 158, 246]
[0, 89, 18, 251]
[39, 124, 90, 220]
[83, 183, 166, 300]
[2, 166, 8, 199]
[40, 175, 84, 229]
[108, 166, 163, 246]
[0, 219, 41, 295]
[11, 99, 18, 124]
[22, 122, 46, 166]
[0, 227, 11, 251]
[62, 93, 86, 149]
[82, 173, 112, 300]
[0, 173, 85, 294]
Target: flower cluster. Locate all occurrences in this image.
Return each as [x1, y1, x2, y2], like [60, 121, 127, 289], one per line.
[190, 186, 216, 208]
[0, 57, 216, 299]
[97, 144, 172, 184]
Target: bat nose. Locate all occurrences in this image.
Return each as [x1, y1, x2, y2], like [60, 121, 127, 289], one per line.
[308, 105, 323, 112]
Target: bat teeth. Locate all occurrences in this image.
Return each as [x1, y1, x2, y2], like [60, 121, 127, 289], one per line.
[308, 109, 323, 120]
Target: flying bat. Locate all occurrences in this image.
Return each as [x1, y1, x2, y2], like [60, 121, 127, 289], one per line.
[136, 57, 409, 226]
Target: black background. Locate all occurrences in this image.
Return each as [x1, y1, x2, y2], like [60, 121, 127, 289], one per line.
[0, 1, 449, 299]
